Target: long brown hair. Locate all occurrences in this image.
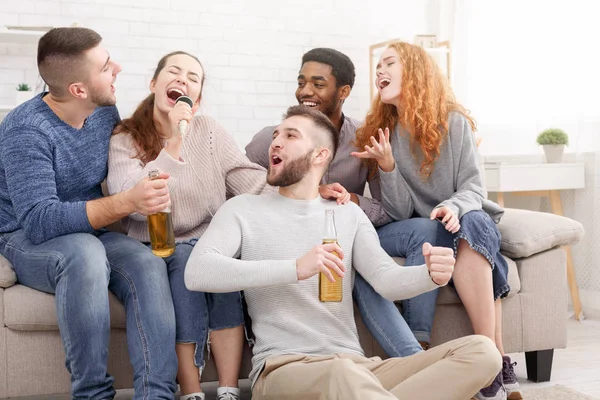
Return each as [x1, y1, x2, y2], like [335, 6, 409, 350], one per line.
[355, 41, 476, 178]
[113, 51, 205, 164]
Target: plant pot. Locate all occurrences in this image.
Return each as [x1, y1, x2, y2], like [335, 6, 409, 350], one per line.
[542, 144, 565, 163]
[15, 91, 34, 106]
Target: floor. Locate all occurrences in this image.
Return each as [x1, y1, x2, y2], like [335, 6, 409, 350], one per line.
[13, 317, 600, 400]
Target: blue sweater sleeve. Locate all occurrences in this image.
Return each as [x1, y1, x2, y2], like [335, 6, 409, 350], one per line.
[1, 127, 93, 244]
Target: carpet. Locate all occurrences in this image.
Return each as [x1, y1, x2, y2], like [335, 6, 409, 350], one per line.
[523, 384, 598, 399]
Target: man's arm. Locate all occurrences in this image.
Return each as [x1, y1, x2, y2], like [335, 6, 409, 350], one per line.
[1, 129, 170, 244]
[244, 126, 275, 168]
[87, 174, 170, 229]
[351, 212, 441, 301]
[185, 198, 299, 293]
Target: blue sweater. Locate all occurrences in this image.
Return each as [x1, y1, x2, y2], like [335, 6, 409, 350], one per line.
[0, 94, 120, 244]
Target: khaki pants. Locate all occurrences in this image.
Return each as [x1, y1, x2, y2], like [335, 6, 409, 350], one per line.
[252, 335, 501, 400]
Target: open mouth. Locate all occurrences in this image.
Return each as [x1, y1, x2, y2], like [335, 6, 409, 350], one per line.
[301, 100, 319, 108]
[271, 155, 283, 166]
[378, 78, 391, 90]
[167, 88, 186, 102]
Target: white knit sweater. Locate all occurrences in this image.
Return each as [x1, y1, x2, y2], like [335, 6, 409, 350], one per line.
[107, 115, 267, 241]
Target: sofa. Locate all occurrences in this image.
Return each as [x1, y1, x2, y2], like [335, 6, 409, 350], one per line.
[0, 208, 584, 398]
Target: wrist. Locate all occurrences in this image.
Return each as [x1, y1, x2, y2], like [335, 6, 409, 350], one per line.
[119, 190, 136, 215]
[379, 158, 395, 173]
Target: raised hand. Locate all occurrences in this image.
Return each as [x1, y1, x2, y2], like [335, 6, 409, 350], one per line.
[350, 127, 395, 172]
[422, 242, 455, 286]
[168, 99, 194, 137]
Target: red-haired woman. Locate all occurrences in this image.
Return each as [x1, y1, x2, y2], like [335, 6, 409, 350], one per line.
[352, 42, 521, 400]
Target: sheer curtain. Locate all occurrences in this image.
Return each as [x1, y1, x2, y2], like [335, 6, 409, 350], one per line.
[448, 0, 600, 156]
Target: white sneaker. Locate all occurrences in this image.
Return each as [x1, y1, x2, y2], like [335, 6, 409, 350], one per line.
[180, 392, 205, 400]
[216, 386, 240, 400]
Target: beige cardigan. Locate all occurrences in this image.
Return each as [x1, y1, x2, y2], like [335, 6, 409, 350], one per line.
[107, 115, 267, 242]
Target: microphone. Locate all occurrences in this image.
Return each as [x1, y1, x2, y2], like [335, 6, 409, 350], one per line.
[176, 95, 194, 136]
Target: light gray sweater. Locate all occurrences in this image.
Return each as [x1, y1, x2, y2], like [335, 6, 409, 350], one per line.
[185, 192, 439, 387]
[380, 112, 504, 222]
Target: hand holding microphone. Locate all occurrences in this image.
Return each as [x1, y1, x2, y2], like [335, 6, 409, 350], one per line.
[169, 95, 194, 137]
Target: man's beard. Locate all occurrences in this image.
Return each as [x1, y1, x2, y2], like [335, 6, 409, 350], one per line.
[267, 150, 313, 187]
[90, 85, 116, 107]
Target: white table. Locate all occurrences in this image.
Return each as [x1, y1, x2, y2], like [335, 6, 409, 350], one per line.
[484, 162, 585, 320]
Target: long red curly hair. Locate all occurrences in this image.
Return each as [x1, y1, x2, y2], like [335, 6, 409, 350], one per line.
[355, 41, 476, 179]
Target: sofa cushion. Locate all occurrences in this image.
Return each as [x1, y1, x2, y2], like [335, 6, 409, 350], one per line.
[4, 284, 126, 331]
[392, 255, 520, 305]
[0, 254, 16, 288]
[498, 208, 584, 259]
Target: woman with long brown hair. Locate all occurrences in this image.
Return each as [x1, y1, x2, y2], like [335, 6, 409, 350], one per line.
[107, 51, 267, 400]
[352, 41, 521, 400]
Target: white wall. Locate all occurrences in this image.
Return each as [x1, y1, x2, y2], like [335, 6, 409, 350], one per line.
[0, 0, 430, 147]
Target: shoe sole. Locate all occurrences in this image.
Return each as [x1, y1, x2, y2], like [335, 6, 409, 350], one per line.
[507, 391, 523, 400]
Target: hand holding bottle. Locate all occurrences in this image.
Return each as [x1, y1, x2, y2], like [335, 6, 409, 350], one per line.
[127, 172, 171, 216]
[296, 243, 345, 283]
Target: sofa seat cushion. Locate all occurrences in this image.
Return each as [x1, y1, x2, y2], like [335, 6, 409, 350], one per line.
[392, 255, 520, 305]
[0, 254, 16, 288]
[498, 208, 584, 259]
[4, 284, 127, 331]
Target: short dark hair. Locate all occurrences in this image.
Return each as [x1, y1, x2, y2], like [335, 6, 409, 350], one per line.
[283, 105, 339, 161]
[37, 27, 103, 96]
[301, 48, 355, 88]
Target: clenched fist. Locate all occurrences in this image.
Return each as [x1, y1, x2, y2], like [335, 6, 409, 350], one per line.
[422, 242, 455, 286]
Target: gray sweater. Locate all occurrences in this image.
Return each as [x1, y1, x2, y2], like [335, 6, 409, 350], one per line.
[245, 116, 392, 227]
[380, 112, 504, 222]
[185, 193, 439, 386]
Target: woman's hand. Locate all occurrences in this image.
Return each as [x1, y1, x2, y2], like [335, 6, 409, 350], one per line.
[168, 100, 194, 137]
[350, 127, 395, 172]
[319, 183, 351, 205]
[430, 206, 461, 234]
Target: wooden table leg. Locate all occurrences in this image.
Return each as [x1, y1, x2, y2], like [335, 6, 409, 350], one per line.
[496, 192, 505, 207]
[549, 190, 584, 320]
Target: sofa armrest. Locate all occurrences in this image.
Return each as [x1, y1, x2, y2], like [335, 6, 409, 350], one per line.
[0, 255, 17, 289]
[498, 208, 584, 259]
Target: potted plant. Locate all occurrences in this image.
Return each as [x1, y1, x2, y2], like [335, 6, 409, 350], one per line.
[536, 128, 569, 163]
[15, 83, 34, 106]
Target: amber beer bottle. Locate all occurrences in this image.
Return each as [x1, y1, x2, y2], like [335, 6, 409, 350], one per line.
[319, 209, 342, 302]
[147, 170, 175, 257]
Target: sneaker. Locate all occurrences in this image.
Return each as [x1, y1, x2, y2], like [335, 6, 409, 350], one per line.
[474, 372, 507, 400]
[216, 386, 240, 400]
[179, 393, 205, 400]
[502, 355, 524, 400]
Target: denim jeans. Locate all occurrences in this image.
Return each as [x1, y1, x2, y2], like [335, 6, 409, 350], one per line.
[0, 229, 178, 400]
[158, 239, 245, 369]
[353, 274, 423, 357]
[376, 218, 443, 344]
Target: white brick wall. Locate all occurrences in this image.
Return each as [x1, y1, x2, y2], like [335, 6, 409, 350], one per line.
[0, 0, 430, 147]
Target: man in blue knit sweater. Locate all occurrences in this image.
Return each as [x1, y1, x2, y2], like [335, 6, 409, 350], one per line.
[0, 28, 177, 399]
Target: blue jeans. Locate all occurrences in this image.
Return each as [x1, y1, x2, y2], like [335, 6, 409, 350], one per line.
[353, 274, 423, 357]
[0, 230, 178, 400]
[158, 240, 245, 369]
[376, 218, 443, 344]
